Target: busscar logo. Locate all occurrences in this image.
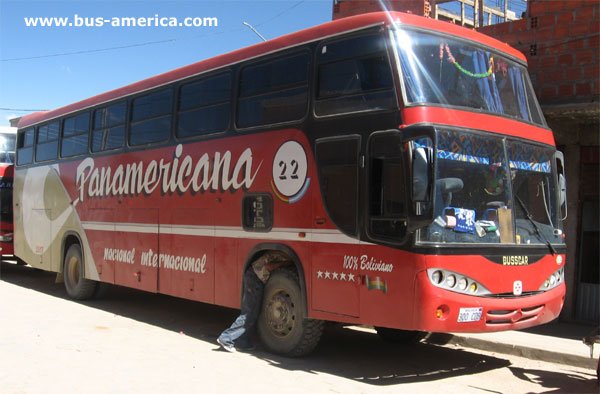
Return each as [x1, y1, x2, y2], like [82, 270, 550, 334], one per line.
[502, 255, 529, 266]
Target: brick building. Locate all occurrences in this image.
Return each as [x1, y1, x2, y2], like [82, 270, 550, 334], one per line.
[333, 0, 599, 323]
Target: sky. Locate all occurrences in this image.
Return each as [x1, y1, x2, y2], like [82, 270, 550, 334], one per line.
[0, 0, 333, 126]
[0, 0, 528, 127]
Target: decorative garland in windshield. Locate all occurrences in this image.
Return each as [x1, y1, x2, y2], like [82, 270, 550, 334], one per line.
[440, 43, 493, 79]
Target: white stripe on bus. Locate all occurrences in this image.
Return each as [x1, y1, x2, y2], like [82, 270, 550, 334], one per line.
[81, 222, 363, 245]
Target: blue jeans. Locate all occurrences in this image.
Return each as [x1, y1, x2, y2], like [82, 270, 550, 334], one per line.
[218, 269, 264, 348]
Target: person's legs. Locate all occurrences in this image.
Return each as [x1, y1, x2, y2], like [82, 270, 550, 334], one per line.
[218, 269, 264, 350]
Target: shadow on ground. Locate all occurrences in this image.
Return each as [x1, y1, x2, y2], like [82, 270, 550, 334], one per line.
[0, 260, 552, 387]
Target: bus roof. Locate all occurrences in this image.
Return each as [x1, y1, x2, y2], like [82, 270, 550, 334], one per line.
[17, 11, 526, 129]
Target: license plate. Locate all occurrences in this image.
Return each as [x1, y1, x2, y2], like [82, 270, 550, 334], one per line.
[457, 307, 483, 323]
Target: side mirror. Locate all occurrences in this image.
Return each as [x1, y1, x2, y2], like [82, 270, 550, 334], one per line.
[554, 151, 567, 220]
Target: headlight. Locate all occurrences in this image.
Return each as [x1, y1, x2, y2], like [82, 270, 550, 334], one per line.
[446, 274, 456, 288]
[539, 267, 564, 291]
[0, 233, 13, 242]
[427, 268, 490, 296]
[431, 270, 443, 284]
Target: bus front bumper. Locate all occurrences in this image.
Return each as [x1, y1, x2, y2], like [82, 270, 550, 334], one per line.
[413, 271, 565, 333]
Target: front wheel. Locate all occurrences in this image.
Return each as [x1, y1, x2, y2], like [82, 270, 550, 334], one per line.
[257, 268, 323, 357]
[63, 244, 97, 300]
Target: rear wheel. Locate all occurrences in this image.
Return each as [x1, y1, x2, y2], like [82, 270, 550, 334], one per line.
[63, 244, 97, 300]
[375, 327, 427, 343]
[258, 268, 323, 357]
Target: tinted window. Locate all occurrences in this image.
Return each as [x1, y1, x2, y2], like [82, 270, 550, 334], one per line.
[130, 89, 173, 146]
[131, 89, 172, 122]
[61, 112, 89, 157]
[177, 73, 231, 138]
[237, 53, 309, 128]
[315, 137, 360, 235]
[369, 132, 407, 240]
[179, 73, 230, 110]
[63, 113, 89, 137]
[239, 55, 309, 97]
[17, 128, 34, 165]
[316, 34, 396, 116]
[36, 121, 59, 161]
[92, 102, 126, 152]
[37, 122, 59, 143]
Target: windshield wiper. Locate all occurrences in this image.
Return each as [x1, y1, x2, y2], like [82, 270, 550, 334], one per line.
[515, 195, 556, 255]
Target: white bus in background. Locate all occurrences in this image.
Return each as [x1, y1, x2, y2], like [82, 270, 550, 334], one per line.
[0, 126, 16, 164]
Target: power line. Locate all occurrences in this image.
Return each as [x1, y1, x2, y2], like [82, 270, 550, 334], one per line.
[0, 107, 48, 111]
[0, 38, 176, 62]
[1, 1, 307, 62]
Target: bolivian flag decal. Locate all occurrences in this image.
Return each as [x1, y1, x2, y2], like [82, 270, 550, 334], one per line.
[365, 275, 388, 293]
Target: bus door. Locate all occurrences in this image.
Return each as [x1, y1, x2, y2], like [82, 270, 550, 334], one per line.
[114, 208, 158, 292]
[311, 136, 361, 317]
[158, 209, 214, 304]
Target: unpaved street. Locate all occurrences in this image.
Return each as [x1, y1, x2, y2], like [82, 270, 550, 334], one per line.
[0, 261, 596, 394]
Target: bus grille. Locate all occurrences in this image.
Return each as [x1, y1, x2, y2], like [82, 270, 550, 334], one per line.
[485, 304, 544, 326]
[482, 291, 544, 299]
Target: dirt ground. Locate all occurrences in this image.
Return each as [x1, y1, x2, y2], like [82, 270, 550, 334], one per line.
[0, 261, 597, 394]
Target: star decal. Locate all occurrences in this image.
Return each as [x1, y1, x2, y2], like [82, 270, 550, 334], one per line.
[325, 271, 331, 279]
[348, 273, 355, 282]
[332, 272, 339, 280]
[317, 271, 323, 278]
[340, 272, 347, 281]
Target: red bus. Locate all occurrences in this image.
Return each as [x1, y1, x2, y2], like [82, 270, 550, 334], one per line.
[0, 163, 14, 256]
[14, 12, 567, 356]
[0, 127, 16, 256]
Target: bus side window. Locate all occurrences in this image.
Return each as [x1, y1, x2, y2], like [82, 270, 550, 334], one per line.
[316, 33, 396, 116]
[92, 102, 126, 153]
[130, 89, 173, 146]
[35, 121, 60, 162]
[315, 136, 360, 236]
[237, 52, 309, 128]
[368, 132, 407, 241]
[17, 127, 34, 165]
[61, 112, 90, 157]
[177, 72, 231, 138]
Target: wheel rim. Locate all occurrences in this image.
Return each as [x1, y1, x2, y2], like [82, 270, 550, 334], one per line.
[66, 255, 80, 288]
[265, 290, 296, 337]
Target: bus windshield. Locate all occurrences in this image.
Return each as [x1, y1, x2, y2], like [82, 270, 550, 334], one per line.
[394, 28, 545, 126]
[419, 129, 564, 246]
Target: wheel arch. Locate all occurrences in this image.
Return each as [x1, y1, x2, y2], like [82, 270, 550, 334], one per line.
[243, 243, 308, 314]
[60, 231, 83, 274]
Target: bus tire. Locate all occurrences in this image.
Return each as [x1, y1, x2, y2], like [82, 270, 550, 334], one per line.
[375, 327, 427, 343]
[258, 268, 323, 357]
[63, 244, 97, 300]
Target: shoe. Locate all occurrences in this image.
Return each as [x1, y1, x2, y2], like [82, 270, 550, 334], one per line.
[217, 337, 236, 353]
